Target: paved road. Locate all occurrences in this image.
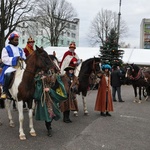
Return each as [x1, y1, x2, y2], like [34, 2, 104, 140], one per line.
[0, 85, 150, 150]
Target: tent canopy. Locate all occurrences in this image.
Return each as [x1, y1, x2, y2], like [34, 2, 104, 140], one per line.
[44, 46, 150, 66]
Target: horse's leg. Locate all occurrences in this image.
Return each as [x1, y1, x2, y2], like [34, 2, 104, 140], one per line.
[82, 95, 89, 116]
[138, 87, 142, 103]
[133, 86, 138, 103]
[73, 95, 78, 116]
[5, 99, 15, 127]
[28, 108, 36, 137]
[18, 100, 26, 140]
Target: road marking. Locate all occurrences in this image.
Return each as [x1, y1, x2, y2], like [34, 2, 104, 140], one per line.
[120, 115, 144, 120]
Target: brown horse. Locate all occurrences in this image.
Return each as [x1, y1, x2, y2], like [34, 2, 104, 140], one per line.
[5, 45, 56, 140]
[125, 64, 150, 103]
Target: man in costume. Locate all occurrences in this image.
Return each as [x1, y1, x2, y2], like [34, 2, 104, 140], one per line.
[60, 42, 82, 75]
[24, 36, 35, 57]
[34, 71, 67, 136]
[0, 32, 26, 99]
[60, 66, 79, 123]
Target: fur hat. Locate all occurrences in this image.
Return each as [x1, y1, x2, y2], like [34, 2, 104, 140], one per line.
[64, 66, 75, 71]
[102, 64, 111, 70]
[8, 33, 19, 40]
[27, 36, 35, 43]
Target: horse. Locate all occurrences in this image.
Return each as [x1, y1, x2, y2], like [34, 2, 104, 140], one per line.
[5, 45, 56, 140]
[74, 57, 101, 116]
[125, 64, 150, 103]
[51, 57, 101, 116]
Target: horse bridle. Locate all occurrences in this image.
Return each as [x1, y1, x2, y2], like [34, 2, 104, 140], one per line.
[92, 58, 101, 75]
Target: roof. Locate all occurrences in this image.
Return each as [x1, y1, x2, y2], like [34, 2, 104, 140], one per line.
[44, 46, 150, 66]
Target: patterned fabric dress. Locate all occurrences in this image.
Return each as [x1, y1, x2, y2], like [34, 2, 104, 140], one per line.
[34, 75, 67, 122]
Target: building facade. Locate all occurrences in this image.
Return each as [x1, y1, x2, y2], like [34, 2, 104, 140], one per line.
[140, 18, 150, 49]
[17, 18, 80, 49]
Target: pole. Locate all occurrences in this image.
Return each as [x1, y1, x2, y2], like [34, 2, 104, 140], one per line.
[117, 0, 122, 49]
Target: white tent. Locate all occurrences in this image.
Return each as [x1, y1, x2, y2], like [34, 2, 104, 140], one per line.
[44, 46, 150, 66]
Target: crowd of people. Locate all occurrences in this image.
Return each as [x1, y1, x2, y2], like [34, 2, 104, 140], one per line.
[0, 32, 125, 135]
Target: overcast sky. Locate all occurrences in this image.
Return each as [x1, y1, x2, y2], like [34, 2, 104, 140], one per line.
[67, 0, 149, 48]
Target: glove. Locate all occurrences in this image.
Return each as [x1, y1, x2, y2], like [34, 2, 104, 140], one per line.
[77, 59, 82, 65]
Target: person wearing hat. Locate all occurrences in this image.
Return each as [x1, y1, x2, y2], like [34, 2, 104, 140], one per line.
[24, 36, 35, 57]
[60, 65, 79, 123]
[111, 65, 124, 102]
[0, 32, 26, 99]
[94, 64, 113, 116]
[59, 42, 82, 75]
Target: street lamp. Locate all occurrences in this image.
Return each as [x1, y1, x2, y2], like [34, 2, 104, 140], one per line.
[117, 0, 122, 48]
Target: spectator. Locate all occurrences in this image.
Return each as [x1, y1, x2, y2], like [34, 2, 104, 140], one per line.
[111, 65, 124, 102]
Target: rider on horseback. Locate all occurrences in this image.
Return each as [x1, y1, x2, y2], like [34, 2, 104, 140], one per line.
[0, 32, 26, 99]
[59, 42, 82, 75]
[23, 36, 35, 57]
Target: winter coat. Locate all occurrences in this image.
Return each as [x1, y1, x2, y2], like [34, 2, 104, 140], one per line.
[60, 73, 79, 112]
[94, 73, 113, 112]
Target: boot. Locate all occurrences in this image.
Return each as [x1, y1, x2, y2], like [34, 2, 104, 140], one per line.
[45, 121, 52, 137]
[2, 73, 13, 99]
[100, 112, 106, 117]
[106, 112, 111, 116]
[63, 111, 72, 123]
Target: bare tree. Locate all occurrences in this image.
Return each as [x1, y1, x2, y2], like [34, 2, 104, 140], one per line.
[0, 0, 35, 54]
[88, 9, 128, 47]
[34, 0, 77, 46]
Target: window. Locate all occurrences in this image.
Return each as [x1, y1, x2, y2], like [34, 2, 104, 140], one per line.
[67, 23, 70, 28]
[67, 41, 70, 45]
[22, 39, 25, 44]
[61, 31, 64, 36]
[67, 32, 70, 37]
[36, 31, 38, 35]
[71, 33, 76, 38]
[23, 22, 25, 27]
[61, 40, 64, 45]
[41, 39, 43, 45]
[41, 30, 43, 35]
[72, 25, 76, 30]
[22, 31, 25, 36]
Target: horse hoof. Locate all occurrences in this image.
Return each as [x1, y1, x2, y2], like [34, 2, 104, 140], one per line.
[19, 135, 26, 140]
[9, 123, 15, 128]
[133, 100, 137, 103]
[84, 112, 89, 116]
[74, 113, 78, 117]
[138, 101, 142, 104]
[30, 132, 37, 137]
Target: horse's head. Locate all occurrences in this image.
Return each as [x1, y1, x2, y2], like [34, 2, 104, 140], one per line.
[26, 45, 57, 74]
[92, 57, 101, 74]
[125, 64, 140, 78]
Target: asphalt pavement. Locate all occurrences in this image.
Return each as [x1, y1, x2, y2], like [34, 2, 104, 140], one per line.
[0, 85, 150, 150]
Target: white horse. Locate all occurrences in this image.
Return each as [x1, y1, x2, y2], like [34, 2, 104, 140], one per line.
[5, 46, 55, 140]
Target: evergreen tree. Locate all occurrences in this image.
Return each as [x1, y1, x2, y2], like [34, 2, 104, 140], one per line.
[100, 28, 124, 67]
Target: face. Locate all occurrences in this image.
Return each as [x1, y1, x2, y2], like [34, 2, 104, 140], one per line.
[69, 69, 74, 74]
[104, 68, 109, 72]
[11, 37, 19, 46]
[28, 42, 34, 46]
